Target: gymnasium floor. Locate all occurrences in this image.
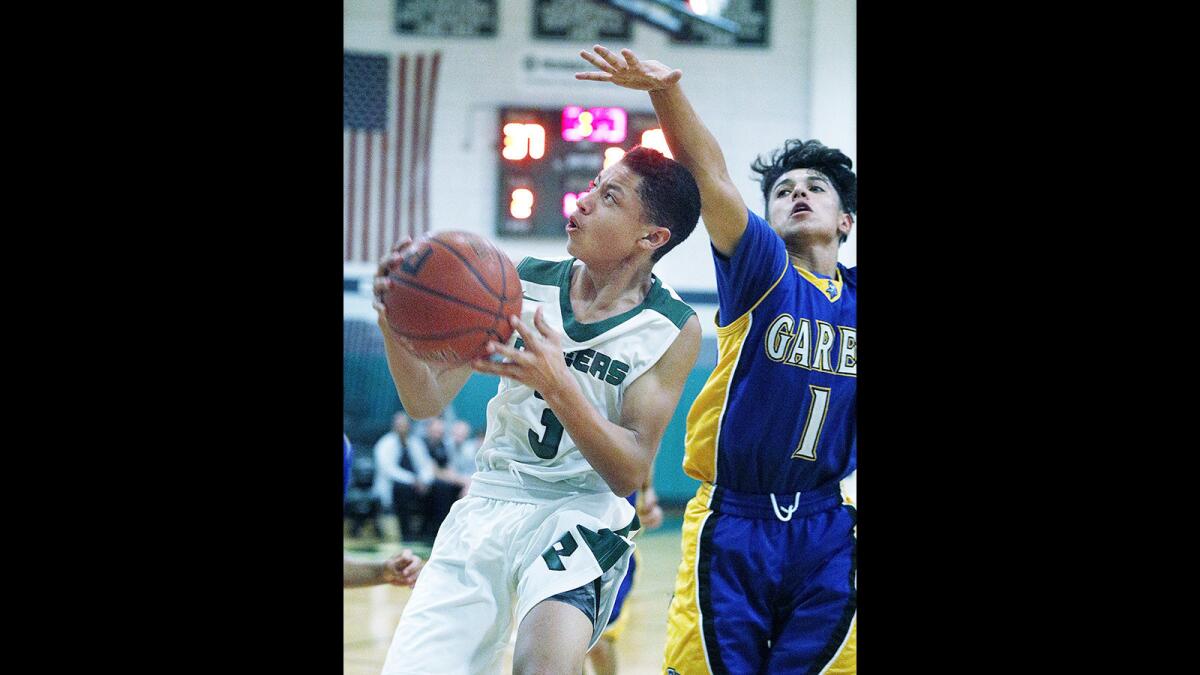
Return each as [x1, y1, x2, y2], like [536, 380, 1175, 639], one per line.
[343, 511, 685, 674]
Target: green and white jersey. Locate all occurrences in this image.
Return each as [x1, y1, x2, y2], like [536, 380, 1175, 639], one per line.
[473, 256, 695, 495]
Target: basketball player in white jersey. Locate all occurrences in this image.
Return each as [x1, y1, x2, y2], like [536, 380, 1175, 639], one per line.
[372, 146, 703, 675]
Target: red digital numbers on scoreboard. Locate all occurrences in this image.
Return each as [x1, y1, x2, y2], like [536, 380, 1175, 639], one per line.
[510, 188, 534, 219]
[502, 123, 546, 161]
[498, 106, 662, 238]
[561, 106, 628, 143]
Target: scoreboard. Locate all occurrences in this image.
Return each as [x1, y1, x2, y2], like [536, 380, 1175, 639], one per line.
[496, 106, 670, 238]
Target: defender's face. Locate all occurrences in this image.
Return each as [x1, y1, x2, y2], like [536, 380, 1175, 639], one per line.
[565, 162, 649, 263]
[767, 168, 851, 246]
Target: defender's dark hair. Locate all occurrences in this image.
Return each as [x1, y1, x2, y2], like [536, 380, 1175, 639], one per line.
[620, 146, 701, 261]
[751, 139, 856, 244]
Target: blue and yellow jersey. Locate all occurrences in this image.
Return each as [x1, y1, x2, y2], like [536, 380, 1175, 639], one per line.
[684, 211, 856, 494]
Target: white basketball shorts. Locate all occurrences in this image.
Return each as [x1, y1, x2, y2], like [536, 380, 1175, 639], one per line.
[380, 480, 639, 675]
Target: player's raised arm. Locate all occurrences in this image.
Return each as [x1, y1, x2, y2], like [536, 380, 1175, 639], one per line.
[577, 45, 749, 256]
[372, 240, 473, 419]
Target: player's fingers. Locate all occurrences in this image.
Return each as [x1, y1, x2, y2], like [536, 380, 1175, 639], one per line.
[621, 49, 640, 67]
[486, 340, 523, 362]
[579, 49, 616, 73]
[509, 314, 539, 346]
[593, 44, 625, 69]
[379, 240, 410, 272]
[574, 71, 613, 81]
[532, 307, 559, 344]
[470, 358, 516, 377]
[665, 68, 683, 84]
[390, 237, 413, 254]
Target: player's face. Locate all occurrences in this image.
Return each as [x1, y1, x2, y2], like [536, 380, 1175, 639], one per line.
[767, 169, 852, 247]
[565, 162, 649, 263]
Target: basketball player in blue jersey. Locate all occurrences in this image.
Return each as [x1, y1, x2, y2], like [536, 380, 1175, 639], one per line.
[343, 434, 425, 588]
[372, 146, 703, 675]
[579, 46, 858, 673]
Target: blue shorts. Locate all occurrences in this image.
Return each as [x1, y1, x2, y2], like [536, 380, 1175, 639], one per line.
[664, 482, 857, 674]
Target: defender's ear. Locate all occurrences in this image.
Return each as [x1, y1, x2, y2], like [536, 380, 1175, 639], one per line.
[838, 212, 854, 239]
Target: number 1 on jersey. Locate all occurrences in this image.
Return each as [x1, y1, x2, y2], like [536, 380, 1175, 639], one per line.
[792, 385, 831, 461]
[529, 390, 564, 459]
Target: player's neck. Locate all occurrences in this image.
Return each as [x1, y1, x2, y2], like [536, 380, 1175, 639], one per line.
[570, 259, 654, 323]
[787, 243, 840, 277]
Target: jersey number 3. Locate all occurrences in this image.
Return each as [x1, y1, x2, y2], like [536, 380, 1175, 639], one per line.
[529, 390, 565, 459]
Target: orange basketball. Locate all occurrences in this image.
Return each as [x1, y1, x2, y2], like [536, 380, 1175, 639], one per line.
[381, 231, 522, 363]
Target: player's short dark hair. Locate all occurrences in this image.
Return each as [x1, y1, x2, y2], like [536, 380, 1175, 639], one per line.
[620, 146, 701, 261]
[751, 139, 856, 244]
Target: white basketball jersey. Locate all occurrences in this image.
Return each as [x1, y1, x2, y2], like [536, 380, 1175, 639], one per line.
[473, 256, 695, 494]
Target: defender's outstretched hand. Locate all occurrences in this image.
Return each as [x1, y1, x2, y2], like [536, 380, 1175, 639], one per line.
[575, 45, 681, 91]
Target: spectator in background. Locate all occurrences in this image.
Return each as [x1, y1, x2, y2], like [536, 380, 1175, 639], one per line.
[345, 450, 386, 539]
[445, 420, 479, 498]
[373, 412, 435, 543]
[409, 416, 464, 541]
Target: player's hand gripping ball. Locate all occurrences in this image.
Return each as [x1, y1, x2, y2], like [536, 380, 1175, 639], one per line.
[380, 231, 522, 363]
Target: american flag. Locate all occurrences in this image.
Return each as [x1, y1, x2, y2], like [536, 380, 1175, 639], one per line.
[344, 51, 441, 262]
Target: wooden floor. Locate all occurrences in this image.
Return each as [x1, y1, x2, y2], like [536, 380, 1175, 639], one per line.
[343, 513, 685, 675]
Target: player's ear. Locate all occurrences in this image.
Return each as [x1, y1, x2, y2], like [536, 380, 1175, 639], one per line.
[838, 213, 853, 239]
[641, 226, 670, 252]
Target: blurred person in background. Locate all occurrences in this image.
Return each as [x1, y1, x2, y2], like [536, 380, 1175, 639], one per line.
[410, 416, 466, 540]
[373, 412, 435, 543]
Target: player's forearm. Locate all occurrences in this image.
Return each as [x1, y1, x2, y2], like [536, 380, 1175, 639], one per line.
[648, 83, 747, 253]
[649, 83, 733, 194]
[379, 322, 468, 418]
[343, 558, 385, 588]
[542, 385, 650, 497]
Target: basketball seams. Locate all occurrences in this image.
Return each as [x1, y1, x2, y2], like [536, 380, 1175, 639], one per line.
[388, 272, 506, 320]
[494, 242, 511, 314]
[428, 237, 506, 302]
[387, 322, 504, 342]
